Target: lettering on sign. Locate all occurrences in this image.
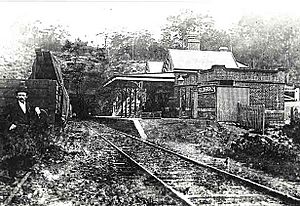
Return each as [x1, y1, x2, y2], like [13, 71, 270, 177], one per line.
[198, 86, 215, 94]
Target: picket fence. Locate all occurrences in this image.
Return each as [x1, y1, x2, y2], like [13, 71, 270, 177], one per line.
[237, 103, 265, 133]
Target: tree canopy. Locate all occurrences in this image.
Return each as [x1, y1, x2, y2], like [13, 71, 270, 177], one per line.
[19, 20, 70, 52]
[160, 10, 230, 50]
[107, 30, 167, 74]
[231, 15, 300, 70]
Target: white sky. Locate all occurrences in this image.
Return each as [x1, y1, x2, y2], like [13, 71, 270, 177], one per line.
[0, 0, 300, 48]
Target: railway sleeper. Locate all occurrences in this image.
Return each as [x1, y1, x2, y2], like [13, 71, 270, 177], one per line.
[88, 123, 300, 205]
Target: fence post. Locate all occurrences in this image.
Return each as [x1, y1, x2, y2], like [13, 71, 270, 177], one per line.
[253, 107, 256, 129]
[246, 105, 249, 128]
[262, 104, 265, 135]
[290, 107, 294, 123]
[237, 102, 240, 124]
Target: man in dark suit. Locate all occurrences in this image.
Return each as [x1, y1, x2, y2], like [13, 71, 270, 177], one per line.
[2, 85, 34, 179]
[5, 86, 32, 133]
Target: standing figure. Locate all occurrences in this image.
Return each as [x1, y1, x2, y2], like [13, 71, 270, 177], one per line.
[5, 86, 32, 133]
[2, 85, 35, 178]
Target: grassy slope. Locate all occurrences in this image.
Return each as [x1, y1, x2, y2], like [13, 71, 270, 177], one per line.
[140, 119, 230, 156]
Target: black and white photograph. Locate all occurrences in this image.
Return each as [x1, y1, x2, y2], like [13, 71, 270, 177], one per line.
[0, 0, 300, 205]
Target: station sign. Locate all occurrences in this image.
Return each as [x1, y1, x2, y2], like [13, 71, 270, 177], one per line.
[198, 86, 215, 94]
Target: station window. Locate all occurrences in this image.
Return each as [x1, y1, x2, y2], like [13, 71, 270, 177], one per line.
[219, 80, 234, 86]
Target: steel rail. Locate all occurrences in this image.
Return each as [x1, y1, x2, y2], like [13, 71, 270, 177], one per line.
[86, 125, 195, 206]
[105, 126, 300, 205]
[2, 171, 32, 206]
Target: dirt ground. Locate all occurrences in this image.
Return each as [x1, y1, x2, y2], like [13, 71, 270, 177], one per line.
[0, 120, 183, 205]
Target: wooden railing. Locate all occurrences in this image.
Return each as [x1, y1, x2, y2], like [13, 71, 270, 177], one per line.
[114, 96, 140, 118]
[237, 103, 265, 132]
[141, 111, 162, 119]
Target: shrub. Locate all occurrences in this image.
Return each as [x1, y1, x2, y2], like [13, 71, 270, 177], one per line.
[283, 115, 300, 144]
[227, 132, 297, 160]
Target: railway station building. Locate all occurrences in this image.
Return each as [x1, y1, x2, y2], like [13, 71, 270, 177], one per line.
[103, 63, 175, 118]
[104, 37, 286, 124]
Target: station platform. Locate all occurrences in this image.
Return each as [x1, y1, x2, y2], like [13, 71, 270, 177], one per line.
[92, 116, 148, 139]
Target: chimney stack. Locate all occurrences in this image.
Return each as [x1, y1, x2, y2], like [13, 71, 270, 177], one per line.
[219, 47, 229, 52]
[186, 34, 200, 50]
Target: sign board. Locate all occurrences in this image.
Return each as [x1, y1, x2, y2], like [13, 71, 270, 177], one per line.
[198, 86, 215, 94]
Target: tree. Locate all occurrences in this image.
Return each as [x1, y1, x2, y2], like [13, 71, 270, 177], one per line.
[107, 30, 167, 75]
[0, 20, 70, 79]
[231, 15, 300, 70]
[200, 28, 231, 51]
[58, 39, 109, 117]
[19, 20, 70, 52]
[160, 10, 230, 50]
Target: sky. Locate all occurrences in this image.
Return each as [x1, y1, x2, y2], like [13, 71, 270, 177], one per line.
[0, 0, 300, 49]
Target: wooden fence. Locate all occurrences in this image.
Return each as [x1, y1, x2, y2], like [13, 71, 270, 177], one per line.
[237, 103, 265, 132]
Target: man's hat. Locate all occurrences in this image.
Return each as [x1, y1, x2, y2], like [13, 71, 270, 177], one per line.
[15, 81, 29, 94]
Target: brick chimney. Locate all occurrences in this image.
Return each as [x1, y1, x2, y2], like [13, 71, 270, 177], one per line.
[186, 34, 200, 50]
[219, 47, 229, 52]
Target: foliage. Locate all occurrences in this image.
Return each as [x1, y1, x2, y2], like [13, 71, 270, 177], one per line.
[231, 15, 300, 70]
[60, 38, 109, 83]
[0, 20, 70, 79]
[283, 114, 300, 144]
[227, 132, 297, 160]
[107, 30, 167, 75]
[108, 30, 167, 61]
[19, 20, 70, 52]
[1, 123, 51, 173]
[160, 10, 230, 50]
[58, 39, 109, 117]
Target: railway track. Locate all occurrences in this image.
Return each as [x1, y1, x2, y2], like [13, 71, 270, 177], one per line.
[88, 121, 300, 205]
[3, 120, 299, 205]
[1, 121, 188, 205]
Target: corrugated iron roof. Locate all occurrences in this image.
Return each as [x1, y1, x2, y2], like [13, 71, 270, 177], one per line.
[169, 49, 239, 70]
[103, 72, 175, 87]
[125, 72, 175, 78]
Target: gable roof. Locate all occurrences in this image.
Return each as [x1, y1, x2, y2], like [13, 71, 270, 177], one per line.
[168, 49, 240, 71]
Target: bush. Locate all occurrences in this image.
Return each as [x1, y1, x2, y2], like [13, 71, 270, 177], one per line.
[283, 116, 300, 144]
[2, 124, 52, 160]
[227, 132, 297, 160]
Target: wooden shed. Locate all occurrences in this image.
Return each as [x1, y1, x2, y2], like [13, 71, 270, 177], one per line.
[31, 49, 70, 122]
[198, 65, 286, 123]
[196, 85, 249, 121]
